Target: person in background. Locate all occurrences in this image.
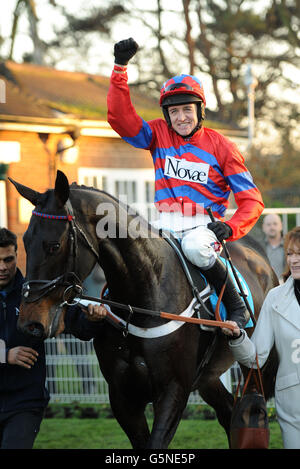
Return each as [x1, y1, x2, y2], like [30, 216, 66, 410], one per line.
[107, 37, 265, 331]
[225, 226, 300, 449]
[262, 213, 285, 282]
[0, 228, 105, 449]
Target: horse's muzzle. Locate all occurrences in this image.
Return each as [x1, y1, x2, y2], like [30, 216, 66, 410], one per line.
[19, 320, 46, 340]
[18, 299, 66, 340]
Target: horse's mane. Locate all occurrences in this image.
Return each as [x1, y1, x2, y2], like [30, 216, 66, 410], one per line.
[70, 181, 112, 197]
[70, 181, 136, 209]
[69, 182, 158, 234]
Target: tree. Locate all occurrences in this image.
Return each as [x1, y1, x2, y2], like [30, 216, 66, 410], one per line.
[2, 0, 299, 203]
[5, 1, 126, 68]
[8, 0, 46, 64]
[247, 133, 300, 206]
[114, 0, 299, 130]
[178, 0, 299, 125]
[41, 2, 126, 70]
[129, 0, 300, 203]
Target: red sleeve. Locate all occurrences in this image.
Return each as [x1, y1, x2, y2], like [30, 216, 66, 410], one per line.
[107, 65, 143, 138]
[216, 136, 264, 241]
[226, 188, 264, 241]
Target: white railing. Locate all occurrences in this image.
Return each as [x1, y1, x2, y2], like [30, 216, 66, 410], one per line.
[227, 207, 300, 234]
[45, 334, 242, 405]
[45, 335, 109, 403]
[133, 205, 300, 238]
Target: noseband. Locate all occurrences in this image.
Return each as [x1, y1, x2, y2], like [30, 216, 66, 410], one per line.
[22, 199, 99, 305]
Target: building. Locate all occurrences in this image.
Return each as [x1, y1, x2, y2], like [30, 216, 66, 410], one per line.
[0, 61, 247, 272]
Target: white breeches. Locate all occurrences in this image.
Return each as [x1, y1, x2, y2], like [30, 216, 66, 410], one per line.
[152, 212, 222, 269]
[181, 226, 222, 269]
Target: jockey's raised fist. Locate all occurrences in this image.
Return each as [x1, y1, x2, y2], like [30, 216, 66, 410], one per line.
[114, 38, 139, 65]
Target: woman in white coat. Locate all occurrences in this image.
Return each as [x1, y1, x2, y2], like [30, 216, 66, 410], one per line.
[224, 226, 300, 449]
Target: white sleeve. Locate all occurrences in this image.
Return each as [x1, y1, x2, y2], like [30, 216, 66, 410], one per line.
[229, 290, 275, 369]
[0, 339, 6, 363]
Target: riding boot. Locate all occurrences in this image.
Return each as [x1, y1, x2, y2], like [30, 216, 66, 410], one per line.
[202, 257, 249, 329]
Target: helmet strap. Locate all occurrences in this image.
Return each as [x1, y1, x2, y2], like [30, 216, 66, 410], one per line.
[162, 107, 172, 127]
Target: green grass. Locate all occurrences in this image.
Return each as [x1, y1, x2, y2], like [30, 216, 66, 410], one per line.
[34, 418, 283, 449]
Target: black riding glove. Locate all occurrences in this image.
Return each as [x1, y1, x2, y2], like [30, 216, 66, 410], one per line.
[114, 38, 139, 65]
[207, 222, 232, 242]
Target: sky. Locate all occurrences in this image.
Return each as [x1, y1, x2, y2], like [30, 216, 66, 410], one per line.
[0, 0, 261, 111]
[1, 0, 299, 115]
[1, 0, 114, 74]
[0, 0, 219, 110]
[0, 0, 162, 74]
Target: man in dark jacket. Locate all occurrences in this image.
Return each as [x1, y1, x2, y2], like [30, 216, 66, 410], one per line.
[0, 228, 105, 449]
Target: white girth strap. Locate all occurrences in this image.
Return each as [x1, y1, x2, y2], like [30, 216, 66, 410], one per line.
[78, 283, 211, 339]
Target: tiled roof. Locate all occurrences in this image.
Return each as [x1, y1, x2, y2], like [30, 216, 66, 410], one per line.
[0, 61, 243, 135]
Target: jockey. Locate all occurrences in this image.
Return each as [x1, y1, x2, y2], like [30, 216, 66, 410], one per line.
[107, 38, 264, 330]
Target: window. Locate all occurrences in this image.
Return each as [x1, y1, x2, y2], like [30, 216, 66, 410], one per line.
[78, 168, 157, 222]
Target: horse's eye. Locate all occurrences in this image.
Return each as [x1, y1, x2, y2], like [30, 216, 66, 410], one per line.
[44, 242, 60, 255]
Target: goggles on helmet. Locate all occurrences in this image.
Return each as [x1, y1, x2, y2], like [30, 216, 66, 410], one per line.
[163, 83, 194, 94]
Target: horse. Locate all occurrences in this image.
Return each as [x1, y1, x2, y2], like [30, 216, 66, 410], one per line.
[10, 170, 278, 449]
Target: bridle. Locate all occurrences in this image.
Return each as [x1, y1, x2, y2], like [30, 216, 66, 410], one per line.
[22, 199, 99, 306]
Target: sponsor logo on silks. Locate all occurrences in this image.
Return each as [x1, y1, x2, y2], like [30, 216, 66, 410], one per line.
[164, 155, 209, 184]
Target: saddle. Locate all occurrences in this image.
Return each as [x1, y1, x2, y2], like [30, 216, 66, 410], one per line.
[161, 231, 254, 330]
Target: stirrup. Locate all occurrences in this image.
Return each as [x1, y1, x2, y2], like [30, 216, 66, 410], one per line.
[194, 302, 217, 332]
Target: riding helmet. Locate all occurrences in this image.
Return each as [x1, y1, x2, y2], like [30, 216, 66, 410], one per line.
[160, 74, 206, 128]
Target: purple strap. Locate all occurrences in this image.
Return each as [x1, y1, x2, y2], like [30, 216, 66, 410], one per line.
[32, 210, 74, 221]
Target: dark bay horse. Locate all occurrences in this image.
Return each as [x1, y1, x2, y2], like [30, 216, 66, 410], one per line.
[10, 170, 278, 449]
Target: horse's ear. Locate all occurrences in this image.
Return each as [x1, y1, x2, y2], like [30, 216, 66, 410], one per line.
[8, 177, 41, 206]
[54, 170, 70, 207]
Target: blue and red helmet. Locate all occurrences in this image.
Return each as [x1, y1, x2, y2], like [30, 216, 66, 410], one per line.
[160, 74, 206, 128]
[160, 74, 206, 107]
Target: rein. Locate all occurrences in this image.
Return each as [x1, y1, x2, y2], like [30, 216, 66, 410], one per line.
[24, 198, 235, 332]
[77, 289, 235, 332]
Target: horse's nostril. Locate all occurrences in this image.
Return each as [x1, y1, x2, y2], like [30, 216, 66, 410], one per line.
[24, 322, 45, 339]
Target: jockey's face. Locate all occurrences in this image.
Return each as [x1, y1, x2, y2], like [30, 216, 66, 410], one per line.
[168, 103, 198, 136]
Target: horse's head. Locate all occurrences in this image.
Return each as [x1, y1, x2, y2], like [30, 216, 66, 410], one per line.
[10, 170, 96, 339]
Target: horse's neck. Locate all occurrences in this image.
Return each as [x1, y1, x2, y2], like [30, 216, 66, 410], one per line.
[100, 235, 162, 308]
[73, 189, 162, 308]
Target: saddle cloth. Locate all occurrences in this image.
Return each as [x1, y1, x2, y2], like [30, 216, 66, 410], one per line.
[163, 233, 254, 329]
[207, 258, 254, 328]
[100, 233, 254, 329]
